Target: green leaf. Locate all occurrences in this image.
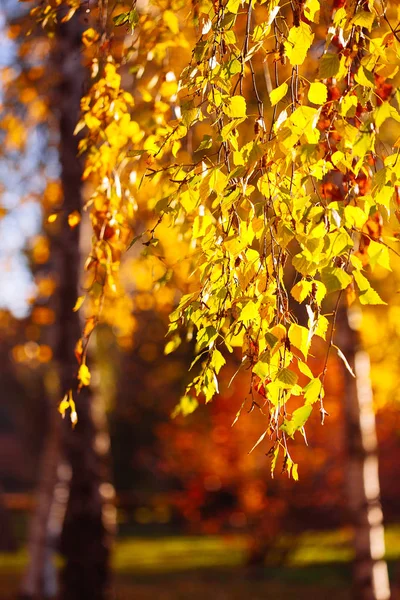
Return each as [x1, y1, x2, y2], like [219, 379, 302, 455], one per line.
[340, 94, 358, 117]
[320, 267, 352, 294]
[281, 405, 312, 438]
[253, 360, 270, 381]
[352, 10, 374, 31]
[113, 9, 138, 27]
[197, 326, 218, 351]
[276, 368, 298, 388]
[265, 333, 279, 350]
[171, 395, 199, 418]
[353, 270, 386, 305]
[181, 100, 199, 128]
[355, 66, 374, 89]
[318, 53, 340, 79]
[269, 82, 288, 107]
[113, 11, 129, 25]
[304, 378, 323, 404]
[195, 135, 213, 152]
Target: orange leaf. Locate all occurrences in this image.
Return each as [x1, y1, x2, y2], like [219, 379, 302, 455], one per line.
[74, 338, 83, 364]
[83, 316, 96, 338]
[68, 211, 81, 228]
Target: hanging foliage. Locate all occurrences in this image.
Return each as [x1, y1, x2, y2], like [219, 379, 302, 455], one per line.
[25, 0, 400, 475]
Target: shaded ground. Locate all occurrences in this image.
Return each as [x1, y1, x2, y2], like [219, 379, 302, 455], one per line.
[0, 566, 353, 600]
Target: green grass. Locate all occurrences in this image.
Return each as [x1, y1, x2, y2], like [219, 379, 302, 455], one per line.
[1, 527, 400, 599]
[2, 526, 400, 574]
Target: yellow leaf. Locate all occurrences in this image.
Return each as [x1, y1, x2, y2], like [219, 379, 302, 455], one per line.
[78, 363, 91, 386]
[291, 280, 312, 303]
[298, 360, 314, 379]
[288, 323, 310, 359]
[240, 301, 260, 325]
[313, 281, 327, 304]
[304, 378, 323, 404]
[290, 106, 320, 144]
[224, 96, 247, 118]
[284, 23, 314, 66]
[308, 82, 327, 105]
[354, 66, 374, 89]
[226, 0, 241, 13]
[314, 315, 329, 340]
[304, 0, 320, 23]
[104, 63, 121, 90]
[352, 10, 374, 31]
[163, 10, 179, 34]
[68, 211, 81, 228]
[73, 296, 85, 312]
[367, 240, 391, 271]
[269, 82, 288, 107]
[164, 335, 181, 355]
[58, 395, 70, 418]
[269, 324, 287, 343]
[344, 205, 367, 229]
[82, 28, 99, 48]
[339, 94, 357, 117]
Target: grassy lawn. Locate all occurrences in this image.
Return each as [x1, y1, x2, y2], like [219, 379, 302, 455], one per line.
[1, 527, 399, 599]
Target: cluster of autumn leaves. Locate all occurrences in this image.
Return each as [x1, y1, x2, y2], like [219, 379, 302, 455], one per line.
[18, 0, 400, 473]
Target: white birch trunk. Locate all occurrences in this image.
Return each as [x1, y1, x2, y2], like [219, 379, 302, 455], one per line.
[341, 306, 391, 600]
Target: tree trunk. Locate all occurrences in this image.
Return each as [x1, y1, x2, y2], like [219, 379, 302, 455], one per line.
[340, 306, 391, 600]
[52, 13, 113, 600]
[19, 384, 64, 599]
[20, 10, 113, 600]
[0, 489, 17, 553]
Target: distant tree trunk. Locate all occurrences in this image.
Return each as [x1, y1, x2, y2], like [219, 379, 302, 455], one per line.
[20, 10, 113, 600]
[19, 386, 63, 599]
[53, 13, 113, 600]
[0, 489, 17, 552]
[340, 306, 391, 600]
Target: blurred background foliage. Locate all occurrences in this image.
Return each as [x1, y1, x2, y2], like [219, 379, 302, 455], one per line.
[0, 0, 400, 598]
